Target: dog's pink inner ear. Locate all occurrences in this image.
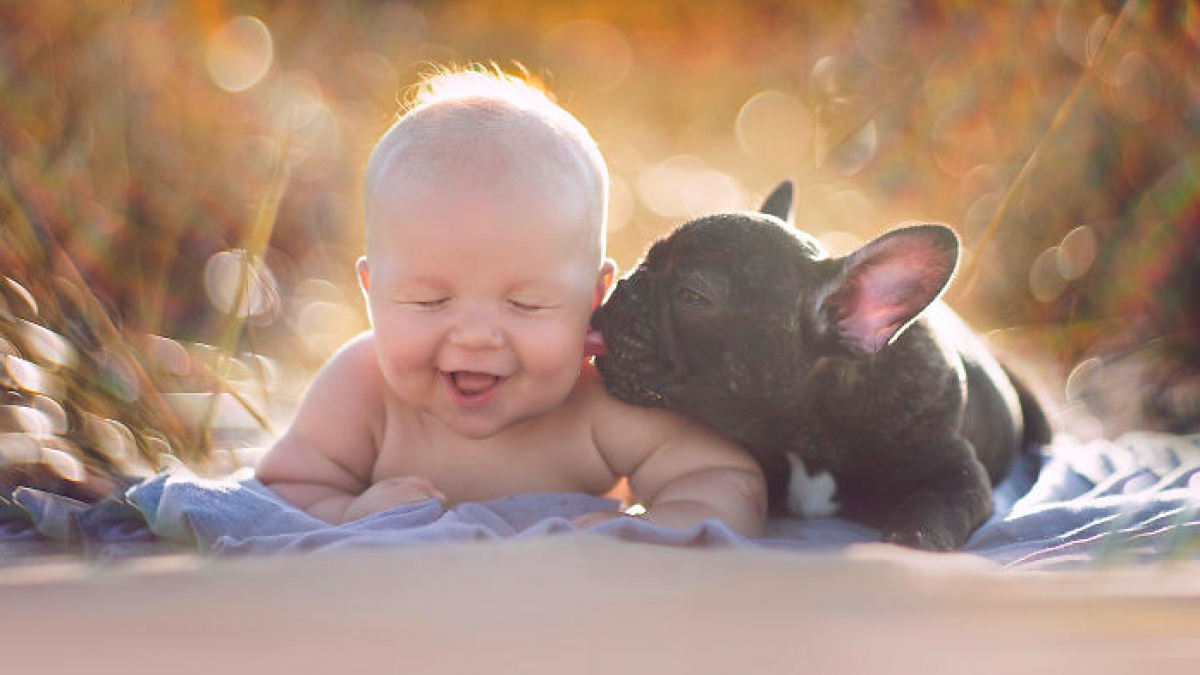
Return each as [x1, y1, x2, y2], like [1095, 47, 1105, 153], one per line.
[832, 228, 957, 355]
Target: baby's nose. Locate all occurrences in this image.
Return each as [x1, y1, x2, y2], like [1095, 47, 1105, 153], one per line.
[448, 309, 504, 349]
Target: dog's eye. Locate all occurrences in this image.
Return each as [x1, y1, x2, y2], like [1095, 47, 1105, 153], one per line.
[675, 287, 712, 307]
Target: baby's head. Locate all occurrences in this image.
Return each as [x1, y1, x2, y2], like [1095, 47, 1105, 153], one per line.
[362, 68, 608, 264]
[357, 68, 614, 439]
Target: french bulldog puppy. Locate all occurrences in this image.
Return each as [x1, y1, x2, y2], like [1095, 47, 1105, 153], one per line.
[591, 181, 1050, 550]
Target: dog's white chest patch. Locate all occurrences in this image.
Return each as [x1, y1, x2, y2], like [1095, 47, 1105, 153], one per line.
[785, 453, 840, 518]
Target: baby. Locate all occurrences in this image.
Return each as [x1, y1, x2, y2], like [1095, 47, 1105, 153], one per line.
[256, 69, 766, 536]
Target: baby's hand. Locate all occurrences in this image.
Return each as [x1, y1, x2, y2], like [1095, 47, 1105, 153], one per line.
[342, 476, 446, 523]
[572, 510, 636, 528]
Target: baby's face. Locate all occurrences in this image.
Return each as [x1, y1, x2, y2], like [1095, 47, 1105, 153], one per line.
[360, 172, 606, 440]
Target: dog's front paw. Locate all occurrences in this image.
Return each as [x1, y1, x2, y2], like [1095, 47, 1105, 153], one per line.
[880, 524, 955, 551]
[879, 504, 961, 551]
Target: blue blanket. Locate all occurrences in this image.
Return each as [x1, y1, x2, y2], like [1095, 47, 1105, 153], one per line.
[3, 432, 1197, 569]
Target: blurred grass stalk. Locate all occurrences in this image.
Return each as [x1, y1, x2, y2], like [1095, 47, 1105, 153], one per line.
[956, 0, 1136, 300]
[0, 59, 293, 489]
[196, 128, 294, 457]
[2, 161, 189, 479]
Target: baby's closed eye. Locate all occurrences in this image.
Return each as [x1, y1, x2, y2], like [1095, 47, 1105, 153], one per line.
[392, 294, 561, 313]
[399, 297, 449, 309]
[508, 298, 559, 313]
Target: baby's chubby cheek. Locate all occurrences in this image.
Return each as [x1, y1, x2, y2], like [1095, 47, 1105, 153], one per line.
[363, 319, 440, 395]
[517, 319, 590, 383]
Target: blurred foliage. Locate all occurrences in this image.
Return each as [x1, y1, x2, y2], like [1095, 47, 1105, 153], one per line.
[0, 0, 1197, 492]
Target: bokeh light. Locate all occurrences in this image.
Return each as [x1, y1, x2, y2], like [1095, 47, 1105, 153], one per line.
[0, 432, 40, 464]
[1029, 247, 1068, 303]
[1113, 50, 1160, 123]
[541, 20, 632, 95]
[294, 278, 365, 360]
[827, 188, 873, 231]
[268, 72, 341, 176]
[18, 319, 77, 369]
[81, 412, 135, 463]
[2, 278, 38, 317]
[932, 109, 996, 178]
[1055, 1, 1104, 66]
[206, 16, 274, 93]
[963, 193, 1002, 238]
[636, 155, 743, 219]
[140, 334, 193, 378]
[607, 176, 634, 234]
[809, 56, 848, 109]
[1056, 226, 1098, 280]
[825, 119, 877, 176]
[204, 250, 280, 320]
[30, 395, 68, 436]
[4, 355, 58, 398]
[1066, 357, 1105, 403]
[0, 405, 52, 436]
[41, 447, 85, 482]
[735, 90, 812, 169]
[816, 231, 865, 257]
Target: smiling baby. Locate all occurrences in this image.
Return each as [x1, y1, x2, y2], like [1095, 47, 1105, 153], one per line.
[255, 68, 765, 536]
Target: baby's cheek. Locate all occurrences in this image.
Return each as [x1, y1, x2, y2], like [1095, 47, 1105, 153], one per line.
[375, 317, 437, 373]
[519, 320, 587, 376]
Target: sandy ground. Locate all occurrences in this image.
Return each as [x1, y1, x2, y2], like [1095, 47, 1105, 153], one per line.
[2, 538, 1199, 675]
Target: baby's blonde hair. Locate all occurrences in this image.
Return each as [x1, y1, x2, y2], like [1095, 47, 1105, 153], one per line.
[363, 66, 609, 263]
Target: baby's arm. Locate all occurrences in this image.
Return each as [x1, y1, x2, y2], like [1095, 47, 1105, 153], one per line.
[590, 381, 766, 537]
[257, 333, 403, 523]
[341, 475, 445, 522]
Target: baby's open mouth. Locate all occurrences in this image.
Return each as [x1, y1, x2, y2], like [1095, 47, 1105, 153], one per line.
[447, 371, 503, 398]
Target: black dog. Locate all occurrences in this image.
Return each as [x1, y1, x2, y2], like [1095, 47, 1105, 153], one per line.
[592, 181, 1050, 550]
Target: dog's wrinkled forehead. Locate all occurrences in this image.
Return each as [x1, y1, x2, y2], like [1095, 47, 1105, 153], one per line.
[645, 212, 828, 286]
[592, 209, 831, 415]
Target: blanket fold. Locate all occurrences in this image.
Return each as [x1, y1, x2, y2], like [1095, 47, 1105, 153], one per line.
[2, 432, 1197, 568]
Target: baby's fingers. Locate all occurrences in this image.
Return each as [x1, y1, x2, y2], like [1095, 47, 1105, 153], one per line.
[571, 510, 631, 528]
[344, 476, 447, 522]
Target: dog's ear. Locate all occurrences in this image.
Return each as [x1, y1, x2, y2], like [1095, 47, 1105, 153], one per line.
[818, 225, 959, 356]
[759, 180, 793, 223]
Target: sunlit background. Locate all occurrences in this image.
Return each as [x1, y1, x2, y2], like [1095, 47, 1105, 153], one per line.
[0, 0, 1197, 484]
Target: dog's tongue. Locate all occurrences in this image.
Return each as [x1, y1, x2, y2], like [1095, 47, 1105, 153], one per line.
[453, 372, 499, 394]
[584, 327, 608, 357]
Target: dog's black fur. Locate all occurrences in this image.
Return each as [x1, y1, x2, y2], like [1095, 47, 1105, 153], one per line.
[592, 181, 1051, 550]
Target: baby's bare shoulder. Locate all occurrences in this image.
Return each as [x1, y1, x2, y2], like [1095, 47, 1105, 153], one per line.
[312, 330, 388, 423]
[299, 332, 385, 416]
[257, 332, 385, 490]
[579, 365, 683, 438]
[330, 330, 384, 375]
[581, 364, 756, 477]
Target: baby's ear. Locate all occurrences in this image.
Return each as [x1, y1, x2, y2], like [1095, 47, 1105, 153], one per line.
[593, 258, 617, 310]
[817, 225, 958, 356]
[356, 256, 371, 295]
